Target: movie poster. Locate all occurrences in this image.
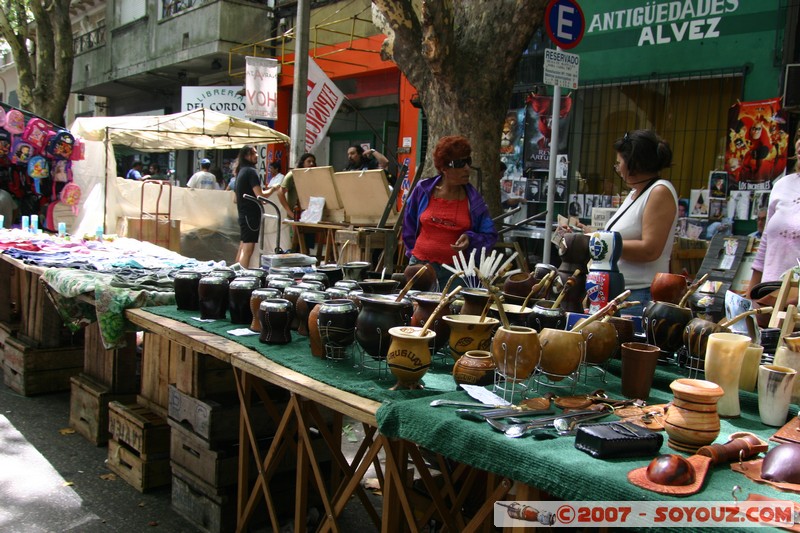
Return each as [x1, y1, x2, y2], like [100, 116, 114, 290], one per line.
[523, 90, 573, 171]
[724, 97, 789, 190]
[500, 108, 526, 179]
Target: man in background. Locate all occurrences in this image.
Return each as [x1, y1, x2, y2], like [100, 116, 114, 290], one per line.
[126, 161, 143, 180]
[345, 145, 389, 171]
[187, 158, 220, 189]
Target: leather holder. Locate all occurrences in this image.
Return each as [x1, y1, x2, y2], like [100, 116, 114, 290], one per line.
[574, 421, 663, 459]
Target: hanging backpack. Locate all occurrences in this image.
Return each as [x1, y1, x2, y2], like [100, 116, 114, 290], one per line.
[4, 109, 24, 134]
[59, 182, 81, 215]
[22, 118, 50, 150]
[27, 155, 49, 194]
[0, 128, 11, 160]
[11, 137, 35, 165]
[70, 137, 85, 161]
[45, 129, 75, 160]
[51, 159, 72, 184]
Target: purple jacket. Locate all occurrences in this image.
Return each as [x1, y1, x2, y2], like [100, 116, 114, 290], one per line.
[402, 174, 498, 260]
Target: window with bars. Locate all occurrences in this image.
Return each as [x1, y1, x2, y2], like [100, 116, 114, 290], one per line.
[572, 72, 746, 200]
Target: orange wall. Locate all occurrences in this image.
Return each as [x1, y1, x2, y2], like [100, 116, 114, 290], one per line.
[272, 34, 420, 179]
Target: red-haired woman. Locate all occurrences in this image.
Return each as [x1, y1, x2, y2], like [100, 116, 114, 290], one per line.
[402, 135, 498, 289]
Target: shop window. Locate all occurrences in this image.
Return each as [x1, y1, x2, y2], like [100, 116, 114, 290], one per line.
[572, 71, 745, 200]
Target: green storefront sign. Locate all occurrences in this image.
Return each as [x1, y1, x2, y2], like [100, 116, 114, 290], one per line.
[575, 0, 785, 99]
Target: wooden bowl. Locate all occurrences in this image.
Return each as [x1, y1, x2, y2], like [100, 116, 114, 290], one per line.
[670, 378, 724, 404]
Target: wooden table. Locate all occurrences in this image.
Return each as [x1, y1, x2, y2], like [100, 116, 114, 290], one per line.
[284, 221, 351, 263]
[125, 308, 514, 532]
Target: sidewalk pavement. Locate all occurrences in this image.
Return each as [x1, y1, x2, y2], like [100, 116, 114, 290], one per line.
[0, 381, 381, 533]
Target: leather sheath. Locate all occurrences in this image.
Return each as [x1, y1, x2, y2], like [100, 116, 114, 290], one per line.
[574, 421, 663, 459]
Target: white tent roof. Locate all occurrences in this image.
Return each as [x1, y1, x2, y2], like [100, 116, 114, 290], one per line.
[70, 107, 289, 152]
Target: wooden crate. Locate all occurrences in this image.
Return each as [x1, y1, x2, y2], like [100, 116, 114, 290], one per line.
[0, 259, 20, 324]
[2, 336, 83, 396]
[69, 373, 136, 446]
[171, 462, 237, 533]
[175, 350, 236, 399]
[15, 268, 79, 348]
[83, 322, 139, 394]
[107, 439, 171, 493]
[118, 216, 181, 252]
[107, 401, 171, 492]
[0, 321, 19, 362]
[167, 385, 282, 446]
[138, 332, 183, 415]
[168, 420, 238, 488]
[108, 401, 170, 460]
[334, 228, 387, 265]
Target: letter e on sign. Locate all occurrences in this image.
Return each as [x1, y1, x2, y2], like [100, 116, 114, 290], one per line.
[545, 0, 585, 50]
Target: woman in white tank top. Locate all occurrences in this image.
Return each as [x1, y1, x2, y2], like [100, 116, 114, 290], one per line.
[601, 130, 678, 315]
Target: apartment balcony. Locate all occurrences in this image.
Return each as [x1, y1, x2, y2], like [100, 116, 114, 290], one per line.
[72, 0, 272, 103]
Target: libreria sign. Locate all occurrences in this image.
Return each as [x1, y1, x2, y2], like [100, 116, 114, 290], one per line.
[181, 87, 247, 118]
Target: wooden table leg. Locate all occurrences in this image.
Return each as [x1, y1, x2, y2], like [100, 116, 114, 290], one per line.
[297, 227, 309, 255]
[381, 437, 420, 533]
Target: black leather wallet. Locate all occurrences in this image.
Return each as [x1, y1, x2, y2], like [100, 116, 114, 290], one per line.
[574, 421, 663, 459]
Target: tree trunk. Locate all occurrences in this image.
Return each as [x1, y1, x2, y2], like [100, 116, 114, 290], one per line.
[0, 0, 75, 126]
[373, 0, 547, 216]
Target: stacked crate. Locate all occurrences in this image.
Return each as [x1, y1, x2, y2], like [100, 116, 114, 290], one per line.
[106, 400, 171, 492]
[1, 262, 84, 395]
[69, 323, 139, 445]
[165, 349, 245, 533]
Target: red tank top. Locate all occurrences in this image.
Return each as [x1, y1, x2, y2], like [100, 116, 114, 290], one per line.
[412, 196, 471, 264]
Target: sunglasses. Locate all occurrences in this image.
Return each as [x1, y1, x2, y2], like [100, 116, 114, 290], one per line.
[448, 157, 472, 169]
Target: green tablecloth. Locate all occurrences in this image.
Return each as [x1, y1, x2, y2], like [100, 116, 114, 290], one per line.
[143, 305, 800, 512]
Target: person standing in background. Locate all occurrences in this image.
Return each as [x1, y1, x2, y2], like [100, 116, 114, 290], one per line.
[278, 153, 317, 252]
[126, 161, 143, 180]
[267, 161, 284, 189]
[260, 160, 290, 253]
[234, 146, 270, 267]
[144, 163, 166, 180]
[278, 153, 317, 219]
[345, 145, 389, 171]
[187, 158, 220, 189]
[747, 127, 800, 296]
[602, 130, 677, 314]
[569, 130, 677, 316]
[402, 135, 498, 289]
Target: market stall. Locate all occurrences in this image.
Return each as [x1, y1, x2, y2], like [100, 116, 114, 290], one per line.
[68, 108, 290, 260]
[130, 303, 800, 532]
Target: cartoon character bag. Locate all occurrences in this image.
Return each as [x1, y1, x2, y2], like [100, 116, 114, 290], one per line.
[27, 155, 50, 194]
[22, 118, 50, 150]
[60, 182, 82, 215]
[45, 129, 75, 160]
[4, 109, 25, 134]
[11, 137, 35, 165]
[0, 128, 11, 159]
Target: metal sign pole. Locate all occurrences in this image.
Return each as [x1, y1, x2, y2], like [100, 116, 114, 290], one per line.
[290, 0, 310, 168]
[543, 51, 562, 265]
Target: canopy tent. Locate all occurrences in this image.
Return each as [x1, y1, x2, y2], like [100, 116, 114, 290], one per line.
[68, 108, 290, 240]
[71, 107, 290, 152]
